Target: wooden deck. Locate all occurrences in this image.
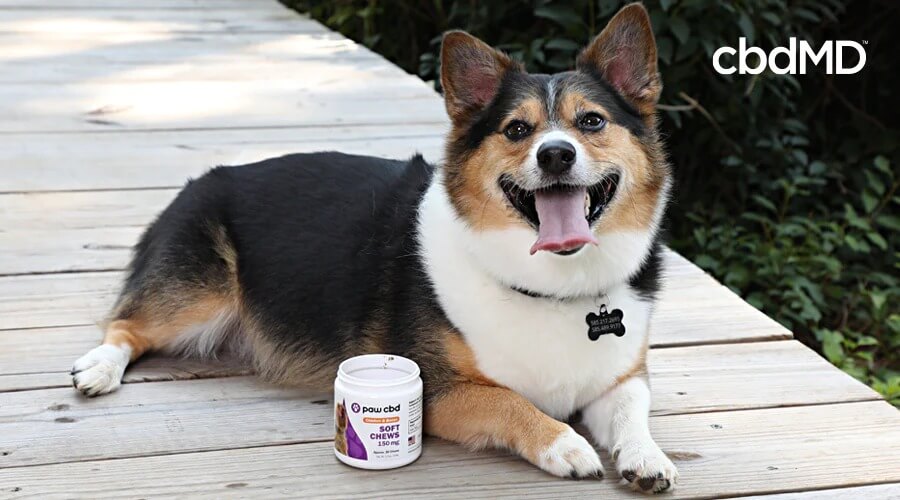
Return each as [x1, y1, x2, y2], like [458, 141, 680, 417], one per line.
[0, 1, 898, 498]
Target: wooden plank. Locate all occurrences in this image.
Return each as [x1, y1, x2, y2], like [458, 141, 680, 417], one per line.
[0, 359, 248, 393]
[0, 189, 178, 227]
[0, 308, 877, 415]
[0, 9, 325, 35]
[742, 484, 900, 499]
[0, 272, 117, 331]
[0, 0, 283, 9]
[647, 340, 880, 415]
[0, 32, 368, 65]
[0, 342, 883, 468]
[0, 324, 252, 392]
[1, 402, 897, 498]
[0, 78, 444, 134]
[0, 325, 101, 374]
[0, 54, 410, 84]
[0, 226, 142, 275]
[0, 252, 791, 345]
[0, 125, 447, 193]
[0, 377, 332, 467]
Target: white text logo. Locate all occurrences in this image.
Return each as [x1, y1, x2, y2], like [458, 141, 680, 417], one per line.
[713, 38, 866, 75]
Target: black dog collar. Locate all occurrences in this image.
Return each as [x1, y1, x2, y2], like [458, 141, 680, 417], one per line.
[509, 285, 605, 302]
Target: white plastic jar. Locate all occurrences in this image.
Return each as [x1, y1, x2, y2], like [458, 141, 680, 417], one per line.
[333, 354, 423, 469]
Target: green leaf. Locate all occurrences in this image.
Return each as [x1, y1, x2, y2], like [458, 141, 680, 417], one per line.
[534, 6, 582, 27]
[864, 170, 886, 195]
[808, 161, 827, 175]
[867, 232, 888, 251]
[657, 36, 674, 65]
[752, 194, 777, 213]
[857, 335, 880, 347]
[795, 8, 821, 22]
[597, 0, 619, 17]
[874, 155, 891, 175]
[693, 254, 717, 270]
[669, 17, 690, 44]
[876, 215, 900, 231]
[660, 0, 676, 12]
[844, 204, 870, 230]
[761, 12, 780, 25]
[792, 149, 808, 165]
[862, 191, 879, 213]
[738, 12, 755, 44]
[782, 118, 807, 132]
[818, 329, 845, 363]
[722, 155, 742, 167]
[544, 38, 581, 51]
[693, 228, 707, 246]
[870, 293, 886, 313]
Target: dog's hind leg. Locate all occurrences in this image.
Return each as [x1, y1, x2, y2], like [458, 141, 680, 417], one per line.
[72, 179, 243, 397]
[71, 318, 151, 397]
[71, 291, 238, 397]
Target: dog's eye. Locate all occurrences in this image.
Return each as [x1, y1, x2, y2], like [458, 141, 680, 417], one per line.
[578, 113, 607, 131]
[503, 121, 532, 141]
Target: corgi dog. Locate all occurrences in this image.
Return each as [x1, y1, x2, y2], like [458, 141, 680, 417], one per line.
[70, 3, 676, 493]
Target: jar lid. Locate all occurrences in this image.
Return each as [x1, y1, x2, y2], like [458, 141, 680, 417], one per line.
[337, 354, 421, 387]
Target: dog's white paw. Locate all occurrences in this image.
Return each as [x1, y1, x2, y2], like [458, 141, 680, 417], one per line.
[613, 438, 678, 493]
[536, 426, 604, 479]
[71, 345, 130, 397]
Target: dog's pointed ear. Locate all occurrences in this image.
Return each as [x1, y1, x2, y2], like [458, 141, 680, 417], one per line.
[440, 31, 519, 123]
[577, 3, 661, 111]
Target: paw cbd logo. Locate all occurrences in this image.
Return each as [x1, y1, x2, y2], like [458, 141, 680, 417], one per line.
[351, 402, 361, 413]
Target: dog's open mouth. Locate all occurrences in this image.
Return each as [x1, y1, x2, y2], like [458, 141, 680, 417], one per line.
[499, 173, 620, 255]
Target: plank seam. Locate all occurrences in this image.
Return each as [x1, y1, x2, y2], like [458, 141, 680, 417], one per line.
[0, 119, 446, 136]
[0, 400, 893, 481]
[718, 480, 900, 500]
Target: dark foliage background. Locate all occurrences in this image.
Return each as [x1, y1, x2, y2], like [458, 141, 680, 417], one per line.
[283, 0, 899, 404]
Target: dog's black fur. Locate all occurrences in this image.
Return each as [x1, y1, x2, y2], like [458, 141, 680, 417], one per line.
[118, 152, 456, 396]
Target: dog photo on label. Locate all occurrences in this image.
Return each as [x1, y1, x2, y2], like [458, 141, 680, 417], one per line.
[70, 3, 676, 493]
[334, 401, 349, 456]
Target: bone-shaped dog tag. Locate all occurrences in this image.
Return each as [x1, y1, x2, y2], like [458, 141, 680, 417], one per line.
[585, 304, 626, 341]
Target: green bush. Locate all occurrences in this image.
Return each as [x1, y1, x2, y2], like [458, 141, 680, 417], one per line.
[286, 0, 899, 405]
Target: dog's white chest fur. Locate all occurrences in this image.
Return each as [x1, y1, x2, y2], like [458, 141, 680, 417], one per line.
[418, 177, 653, 419]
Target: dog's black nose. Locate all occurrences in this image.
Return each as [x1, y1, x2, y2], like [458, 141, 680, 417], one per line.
[536, 140, 576, 175]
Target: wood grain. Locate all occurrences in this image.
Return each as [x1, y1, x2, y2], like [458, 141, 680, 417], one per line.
[0, 338, 879, 466]
[0, 79, 445, 134]
[0, 0, 286, 9]
[648, 340, 880, 415]
[1, 55, 410, 84]
[0, 252, 792, 346]
[0, 8, 325, 35]
[0, 32, 367, 68]
[0, 377, 331, 467]
[1, 402, 897, 498]
[741, 484, 900, 500]
[0, 125, 447, 193]
[0, 320, 876, 415]
[0, 1, 892, 497]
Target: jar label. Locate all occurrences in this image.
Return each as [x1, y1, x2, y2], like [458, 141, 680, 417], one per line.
[334, 394, 422, 462]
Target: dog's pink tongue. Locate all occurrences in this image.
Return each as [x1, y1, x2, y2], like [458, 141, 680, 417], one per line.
[530, 187, 598, 255]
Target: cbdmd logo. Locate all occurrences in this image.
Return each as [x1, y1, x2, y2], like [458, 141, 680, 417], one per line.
[713, 37, 866, 75]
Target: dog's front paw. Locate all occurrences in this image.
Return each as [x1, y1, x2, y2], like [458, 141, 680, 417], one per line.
[535, 426, 604, 479]
[613, 439, 678, 493]
[71, 345, 129, 397]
